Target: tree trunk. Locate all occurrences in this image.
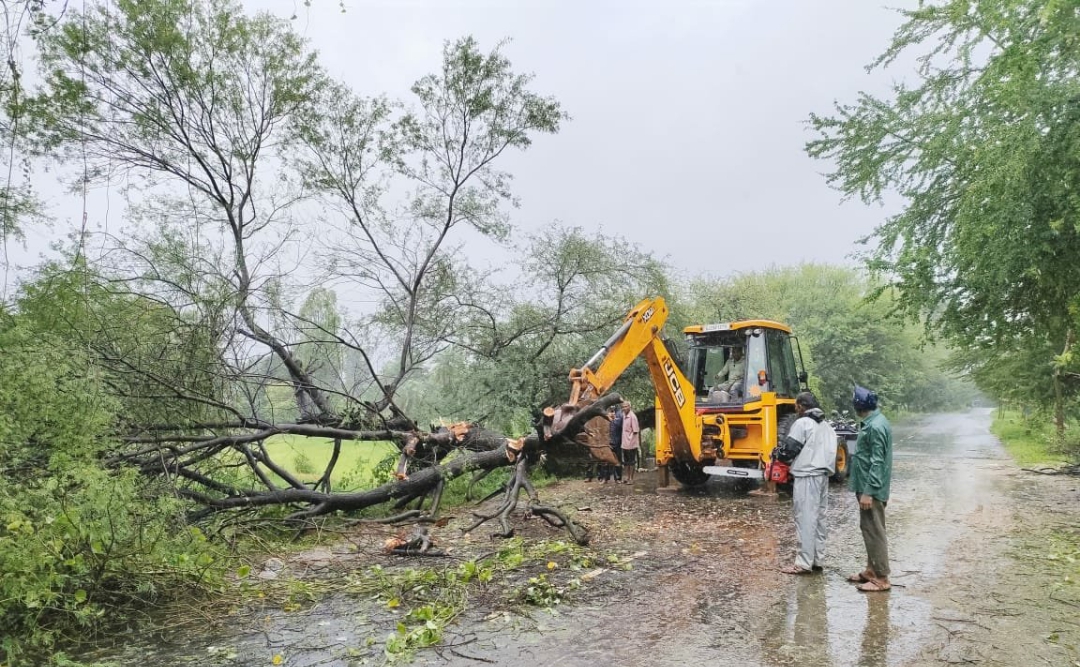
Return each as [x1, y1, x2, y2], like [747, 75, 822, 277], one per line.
[1054, 327, 1075, 438]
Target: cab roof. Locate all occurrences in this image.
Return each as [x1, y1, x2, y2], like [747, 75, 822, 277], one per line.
[683, 319, 792, 335]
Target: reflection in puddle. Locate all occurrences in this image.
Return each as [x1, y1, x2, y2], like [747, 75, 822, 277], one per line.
[760, 576, 829, 665]
[857, 593, 889, 667]
[759, 572, 931, 667]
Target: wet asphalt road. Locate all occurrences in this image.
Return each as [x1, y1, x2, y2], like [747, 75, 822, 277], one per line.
[82, 409, 1079, 666]
[424, 408, 1071, 667]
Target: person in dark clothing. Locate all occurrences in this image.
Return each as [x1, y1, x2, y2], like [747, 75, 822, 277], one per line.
[584, 459, 598, 482]
[848, 384, 893, 593]
[600, 405, 624, 483]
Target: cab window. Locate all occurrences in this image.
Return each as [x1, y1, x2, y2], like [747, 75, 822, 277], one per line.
[766, 330, 800, 398]
[743, 332, 768, 402]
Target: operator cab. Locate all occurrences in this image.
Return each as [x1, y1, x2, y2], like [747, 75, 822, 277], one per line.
[684, 321, 807, 408]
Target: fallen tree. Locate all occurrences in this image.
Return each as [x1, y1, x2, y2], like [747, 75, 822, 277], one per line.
[115, 394, 624, 545]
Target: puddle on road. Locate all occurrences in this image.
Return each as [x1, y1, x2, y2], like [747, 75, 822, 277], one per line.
[76, 594, 393, 666]
[759, 574, 931, 667]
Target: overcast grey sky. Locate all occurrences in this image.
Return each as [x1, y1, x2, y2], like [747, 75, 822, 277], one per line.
[10, 0, 912, 292]
[248, 0, 910, 278]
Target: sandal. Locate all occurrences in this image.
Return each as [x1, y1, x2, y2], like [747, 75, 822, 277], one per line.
[846, 570, 873, 583]
[857, 579, 891, 592]
[779, 565, 814, 575]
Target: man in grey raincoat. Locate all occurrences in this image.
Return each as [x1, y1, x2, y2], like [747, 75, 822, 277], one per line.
[780, 391, 837, 575]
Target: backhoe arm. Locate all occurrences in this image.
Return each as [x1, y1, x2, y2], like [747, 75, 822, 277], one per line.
[568, 297, 668, 404]
[640, 332, 701, 462]
[568, 297, 702, 461]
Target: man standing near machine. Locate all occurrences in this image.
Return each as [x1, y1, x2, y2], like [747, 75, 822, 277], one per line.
[848, 385, 893, 592]
[778, 391, 837, 575]
[600, 404, 623, 484]
[620, 401, 640, 484]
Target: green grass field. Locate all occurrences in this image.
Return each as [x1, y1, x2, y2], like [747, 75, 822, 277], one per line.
[263, 434, 398, 489]
[991, 409, 1072, 467]
[258, 435, 554, 511]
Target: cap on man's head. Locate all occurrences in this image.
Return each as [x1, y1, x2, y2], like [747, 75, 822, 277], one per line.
[852, 385, 878, 412]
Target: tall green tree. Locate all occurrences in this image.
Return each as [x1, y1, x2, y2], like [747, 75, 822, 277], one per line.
[23, 0, 592, 530]
[806, 0, 1080, 431]
[32, 0, 335, 419]
[295, 37, 567, 415]
[293, 287, 345, 397]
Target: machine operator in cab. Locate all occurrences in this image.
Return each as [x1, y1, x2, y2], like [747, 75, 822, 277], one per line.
[711, 345, 745, 403]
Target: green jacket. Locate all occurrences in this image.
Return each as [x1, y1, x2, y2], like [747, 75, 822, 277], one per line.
[849, 409, 892, 502]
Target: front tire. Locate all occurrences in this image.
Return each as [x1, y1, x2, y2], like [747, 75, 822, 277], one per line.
[830, 438, 851, 483]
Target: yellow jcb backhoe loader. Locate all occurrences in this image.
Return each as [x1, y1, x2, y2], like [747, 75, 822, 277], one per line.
[565, 297, 849, 488]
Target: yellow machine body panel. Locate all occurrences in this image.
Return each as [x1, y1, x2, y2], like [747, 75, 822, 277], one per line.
[683, 320, 792, 335]
[653, 393, 788, 467]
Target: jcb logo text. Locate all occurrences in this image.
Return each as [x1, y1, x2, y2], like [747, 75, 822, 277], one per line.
[663, 358, 685, 408]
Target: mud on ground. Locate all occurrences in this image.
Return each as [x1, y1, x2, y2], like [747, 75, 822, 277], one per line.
[81, 409, 1080, 667]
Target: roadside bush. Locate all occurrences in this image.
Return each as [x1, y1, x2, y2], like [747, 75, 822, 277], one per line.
[992, 408, 1077, 466]
[0, 468, 224, 662]
[0, 319, 224, 665]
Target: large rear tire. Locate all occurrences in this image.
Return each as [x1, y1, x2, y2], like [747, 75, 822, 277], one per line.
[669, 461, 709, 487]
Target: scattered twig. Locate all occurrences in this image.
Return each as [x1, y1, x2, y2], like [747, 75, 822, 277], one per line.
[1049, 592, 1080, 609]
[932, 615, 991, 631]
[448, 648, 496, 663]
[1021, 464, 1080, 476]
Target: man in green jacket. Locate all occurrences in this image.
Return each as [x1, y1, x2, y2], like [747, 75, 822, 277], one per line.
[848, 385, 893, 592]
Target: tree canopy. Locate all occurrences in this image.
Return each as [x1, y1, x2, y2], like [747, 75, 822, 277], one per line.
[806, 0, 1080, 429]
[680, 264, 974, 414]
